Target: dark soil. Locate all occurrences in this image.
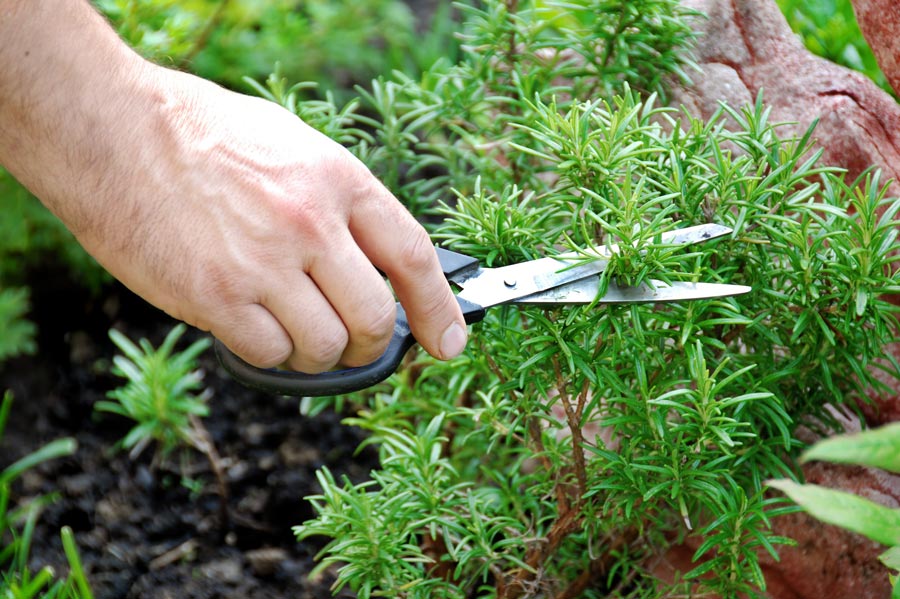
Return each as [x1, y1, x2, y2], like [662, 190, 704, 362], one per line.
[1, 268, 374, 598]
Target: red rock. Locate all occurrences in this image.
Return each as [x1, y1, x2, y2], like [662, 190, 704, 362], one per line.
[852, 0, 900, 96]
[672, 0, 900, 198]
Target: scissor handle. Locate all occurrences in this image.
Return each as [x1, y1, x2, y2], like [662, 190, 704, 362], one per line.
[214, 247, 485, 397]
[214, 296, 484, 396]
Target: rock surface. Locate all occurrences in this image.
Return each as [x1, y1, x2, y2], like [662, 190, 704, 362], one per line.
[853, 0, 900, 96]
[672, 0, 900, 197]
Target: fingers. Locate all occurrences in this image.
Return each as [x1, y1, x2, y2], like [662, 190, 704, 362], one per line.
[216, 250, 395, 373]
[349, 186, 468, 361]
[305, 233, 397, 367]
[198, 135, 463, 372]
[205, 303, 293, 369]
[262, 273, 351, 373]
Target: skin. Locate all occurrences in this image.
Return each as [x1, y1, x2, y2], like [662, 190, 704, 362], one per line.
[0, 0, 467, 373]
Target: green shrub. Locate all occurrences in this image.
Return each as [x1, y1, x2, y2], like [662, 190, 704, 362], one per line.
[96, 325, 229, 522]
[0, 171, 104, 369]
[239, 1, 900, 596]
[0, 289, 36, 365]
[94, 0, 439, 93]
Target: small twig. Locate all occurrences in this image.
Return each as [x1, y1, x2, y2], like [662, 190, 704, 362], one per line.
[188, 414, 230, 533]
[423, 531, 457, 582]
[149, 538, 199, 571]
[479, 338, 506, 382]
[177, 0, 230, 69]
[526, 415, 565, 511]
[492, 563, 508, 598]
[505, 0, 520, 69]
[552, 356, 587, 496]
[503, 507, 581, 598]
[553, 527, 639, 599]
[575, 378, 590, 433]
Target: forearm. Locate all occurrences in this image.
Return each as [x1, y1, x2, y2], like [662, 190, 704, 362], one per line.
[0, 0, 162, 242]
[0, 1, 467, 370]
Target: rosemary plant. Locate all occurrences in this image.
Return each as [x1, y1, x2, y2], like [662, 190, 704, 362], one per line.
[0, 289, 35, 365]
[244, 1, 900, 597]
[96, 324, 229, 526]
[97, 324, 212, 459]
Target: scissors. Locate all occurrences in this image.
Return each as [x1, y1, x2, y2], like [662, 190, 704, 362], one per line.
[214, 223, 750, 397]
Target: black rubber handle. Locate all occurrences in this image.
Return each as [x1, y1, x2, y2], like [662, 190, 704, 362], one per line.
[435, 247, 480, 280]
[215, 296, 485, 397]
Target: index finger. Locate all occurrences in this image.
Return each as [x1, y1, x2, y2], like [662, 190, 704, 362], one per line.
[349, 189, 467, 361]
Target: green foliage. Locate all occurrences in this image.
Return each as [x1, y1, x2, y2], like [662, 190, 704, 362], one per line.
[96, 326, 229, 521]
[769, 422, 900, 598]
[0, 289, 36, 365]
[769, 478, 900, 546]
[0, 171, 104, 369]
[0, 392, 89, 599]
[93, 0, 208, 64]
[0, 140, 105, 374]
[95, 0, 438, 93]
[802, 421, 900, 472]
[193, 0, 418, 92]
[269, 2, 900, 596]
[258, 0, 698, 221]
[776, 0, 893, 95]
[96, 324, 212, 458]
[0, 160, 106, 290]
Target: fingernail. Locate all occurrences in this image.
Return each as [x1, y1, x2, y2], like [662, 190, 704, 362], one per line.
[440, 322, 467, 359]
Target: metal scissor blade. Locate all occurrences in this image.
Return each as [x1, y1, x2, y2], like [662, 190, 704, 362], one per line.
[453, 223, 735, 309]
[555, 223, 733, 260]
[455, 255, 608, 309]
[514, 278, 751, 305]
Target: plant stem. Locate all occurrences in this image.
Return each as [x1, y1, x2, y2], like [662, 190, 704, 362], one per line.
[554, 356, 588, 496]
[178, 0, 230, 69]
[189, 414, 230, 534]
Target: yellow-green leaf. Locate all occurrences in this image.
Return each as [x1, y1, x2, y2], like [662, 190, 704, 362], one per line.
[768, 479, 900, 547]
[802, 422, 900, 474]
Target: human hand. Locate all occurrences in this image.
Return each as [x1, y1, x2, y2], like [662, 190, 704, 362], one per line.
[0, 1, 467, 372]
[99, 66, 470, 372]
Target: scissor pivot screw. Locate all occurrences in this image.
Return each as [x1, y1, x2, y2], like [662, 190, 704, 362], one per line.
[504, 278, 517, 288]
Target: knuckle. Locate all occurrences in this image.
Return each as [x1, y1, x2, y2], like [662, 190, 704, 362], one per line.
[321, 144, 358, 174]
[396, 226, 436, 275]
[311, 145, 365, 198]
[268, 151, 364, 251]
[272, 195, 330, 246]
[355, 296, 397, 344]
[206, 305, 294, 369]
[190, 260, 243, 305]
